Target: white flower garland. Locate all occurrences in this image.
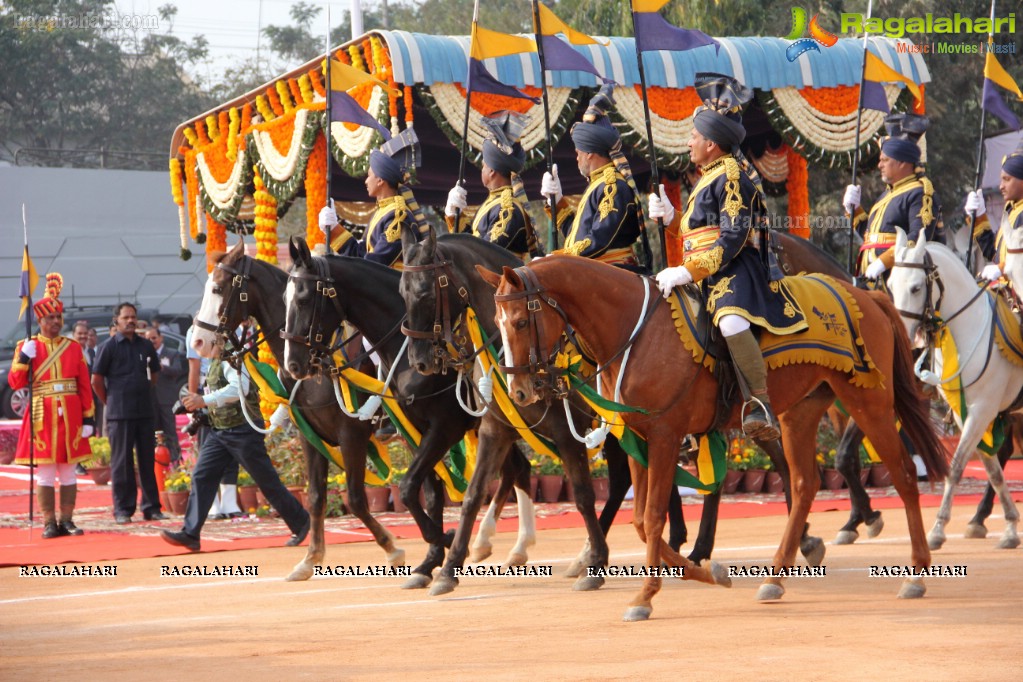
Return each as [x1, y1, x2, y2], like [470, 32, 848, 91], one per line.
[613, 86, 693, 156]
[251, 108, 311, 182]
[331, 86, 388, 158]
[196, 146, 248, 210]
[428, 83, 572, 153]
[771, 85, 899, 153]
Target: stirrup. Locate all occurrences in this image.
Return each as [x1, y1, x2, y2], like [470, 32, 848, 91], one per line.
[740, 396, 780, 442]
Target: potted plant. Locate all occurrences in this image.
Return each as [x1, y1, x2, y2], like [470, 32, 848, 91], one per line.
[741, 448, 770, 493]
[816, 421, 845, 490]
[388, 466, 409, 513]
[534, 454, 564, 503]
[86, 436, 112, 485]
[386, 438, 414, 512]
[267, 425, 307, 506]
[590, 455, 610, 502]
[163, 469, 192, 515]
[723, 434, 748, 494]
[236, 468, 257, 515]
[326, 472, 347, 517]
[858, 446, 873, 486]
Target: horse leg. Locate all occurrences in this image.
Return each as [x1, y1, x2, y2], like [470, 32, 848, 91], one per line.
[287, 438, 328, 581]
[929, 416, 987, 551]
[685, 489, 718, 564]
[756, 392, 831, 602]
[758, 436, 824, 566]
[470, 443, 521, 563]
[965, 429, 1014, 539]
[834, 421, 883, 543]
[558, 434, 608, 592]
[399, 429, 458, 589]
[976, 450, 1021, 549]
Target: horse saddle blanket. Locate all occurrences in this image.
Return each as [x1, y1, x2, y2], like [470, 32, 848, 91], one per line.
[992, 291, 1023, 368]
[669, 273, 884, 389]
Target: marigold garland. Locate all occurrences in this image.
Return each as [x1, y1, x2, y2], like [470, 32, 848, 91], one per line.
[348, 45, 364, 70]
[184, 150, 201, 241]
[267, 87, 284, 117]
[797, 85, 859, 117]
[637, 85, 702, 121]
[182, 127, 197, 147]
[287, 78, 303, 106]
[205, 214, 227, 272]
[298, 74, 314, 104]
[257, 334, 278, 421]
[304, 134, 328, 249]
[453, 83, 541, 116]
[309, 67, 325, 97]
[170, 158, 188, 255]
[195, 120, 210, 146]
[253, 169, 279, 265]
[785, 146, 810, 239]
[227, 108, 240, 161]
[255, 95, 274, 122]
[206, 114, 219, 140]
[404, 85, 414, 126]
[276, 80, 294, 113]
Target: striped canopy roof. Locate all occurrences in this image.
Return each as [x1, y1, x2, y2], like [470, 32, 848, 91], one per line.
[381, 32, 931, 91]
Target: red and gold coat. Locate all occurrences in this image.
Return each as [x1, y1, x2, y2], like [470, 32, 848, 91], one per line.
[8, 336, 94, 466]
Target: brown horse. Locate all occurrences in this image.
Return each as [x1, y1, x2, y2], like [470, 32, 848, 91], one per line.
[481, 254, 947, 621]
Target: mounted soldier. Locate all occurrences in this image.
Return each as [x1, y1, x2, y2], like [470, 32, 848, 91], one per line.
[966, 139, 1023, 283]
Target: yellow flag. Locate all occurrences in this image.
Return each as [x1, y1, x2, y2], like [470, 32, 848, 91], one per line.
[632, 0, 671, 12]
[327, 59, 398, 95]
[18, 246, 39, 320]
[864, 52, 922, 102]
[536, 4, 607, 46]
[470, 24, 536, 61]
[984, 52, 1023, 100]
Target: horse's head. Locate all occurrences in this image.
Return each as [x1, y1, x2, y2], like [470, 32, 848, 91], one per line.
[889, 227, 940, 348]
[1003, 225, 1023, 301]
[399, 224, 446, 374]
[283, 237, 345, 379]
[481, 263, 569, 406]
[192, 240, 249, 358]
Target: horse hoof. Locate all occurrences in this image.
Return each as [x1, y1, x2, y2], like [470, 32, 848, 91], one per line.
[963, 523, 988, 539]
[572, 575, 604, 592]
[469, 545, 493, 563]
[401, 573, 433, 590]
[622, 606, 652, 622]
[898, 578, 926, 599]
[503, 552, 528, 568]
[865, 514, 884, 538]
[927, 533, 946, 551]
[285, 564, 313, 582]
[996, 535, 1021, 550]
[388, 548, 406, 567]
[429, 576, 457, 596]
[709, 561, 732, 588]
[564, 559, 583, 578]
[756, 583, 784, 601]
[834, 530, 859, 545]
[800, 537, 826, 567]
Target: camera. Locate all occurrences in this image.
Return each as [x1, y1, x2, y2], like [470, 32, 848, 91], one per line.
[173, 399, 210, 436]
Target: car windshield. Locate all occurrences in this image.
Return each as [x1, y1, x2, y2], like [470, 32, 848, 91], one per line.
[0, 320, 37, 355]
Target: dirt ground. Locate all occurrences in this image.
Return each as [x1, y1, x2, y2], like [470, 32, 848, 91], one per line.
[2, 506, 1020, 681]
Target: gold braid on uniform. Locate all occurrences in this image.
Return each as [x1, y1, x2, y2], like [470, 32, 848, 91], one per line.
[564, 238, 592, 256]
[918, 174, 935, 228]
[598, 166, 618, 220]
[722, 157, 745, 220]
[706, 275, 735, 315]
[490, 188, 514, 243]
[384, 195, 408, 242]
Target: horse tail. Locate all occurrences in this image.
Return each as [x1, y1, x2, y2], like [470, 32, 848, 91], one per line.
[868, 290, 949, 480]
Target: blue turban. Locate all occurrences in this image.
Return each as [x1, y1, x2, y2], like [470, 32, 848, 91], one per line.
[369, 150, 402, 186]
[1004, 148, 1023, 180]
[881, 137, 921, 165]
[693, 108, 746, 148]
[571, 121, 620, 155]
[482, 139, 525, 176]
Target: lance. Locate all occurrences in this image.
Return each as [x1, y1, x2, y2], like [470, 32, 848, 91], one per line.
[847, 0, 873, 275]
[530, 0, 558, 253]
[23, 205, 36, 532]
[323, 3, 334, 254]
[965, 0, 998, 271]
[453, 0, 484, 233]
[629, 13, 663, 272]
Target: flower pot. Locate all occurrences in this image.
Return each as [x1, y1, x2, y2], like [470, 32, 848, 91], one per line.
[566, 476, 575, 503]
[539, 474, 564, 503]
[165, 490, 189, 515]
[256, 489, 268, 508]
[592, 477, 610, 501]
[822, 468, 845, 490]
[722, 469, 744, 494]
[391, 484, 407, 513]
[287, 485, 306, 510]
[365, 485, 390, 513]
[742, 469, 766, 493]
[88, 465, 111, 486]
[869, 463, 891, 487]
[859, 467, 870, 486]
[159, 490, 171, 511]
[764, 471, 785, 493]
[238, 485, 259, 514]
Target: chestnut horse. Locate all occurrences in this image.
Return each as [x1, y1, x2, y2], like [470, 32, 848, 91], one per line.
[483, 255, 947, 621]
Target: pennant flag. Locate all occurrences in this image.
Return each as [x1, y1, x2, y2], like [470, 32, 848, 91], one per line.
[328, 59, 397, 95]
[18, 245, 39, 320]
[329, 89, 392, 140]
[863, 51, 922, 114]
[983, 51, 1022, 130]
[536, 3, 605, 46]
[540, 34, 613, 82]
[631, 0, 719, 54]
[468, 25, 540, 103]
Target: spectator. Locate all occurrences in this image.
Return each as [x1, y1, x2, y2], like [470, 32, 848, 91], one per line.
[91, 302, 166, 524]
[72, 321, 98, 474]
[147, 327, 186, 463]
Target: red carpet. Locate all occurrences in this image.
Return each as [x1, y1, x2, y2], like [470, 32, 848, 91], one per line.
[2, 457, 1021, 567]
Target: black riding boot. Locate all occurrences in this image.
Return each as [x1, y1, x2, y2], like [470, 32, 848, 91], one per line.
[725, 329, 781, 441]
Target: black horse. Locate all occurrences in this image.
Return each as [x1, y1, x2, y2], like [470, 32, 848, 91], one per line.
[282, 238, 611, 592]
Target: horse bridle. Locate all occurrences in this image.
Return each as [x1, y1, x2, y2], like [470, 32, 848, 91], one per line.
[193, 256, 272, 364]
[400, 251, 475, 373]
[281, 256, 347, 369]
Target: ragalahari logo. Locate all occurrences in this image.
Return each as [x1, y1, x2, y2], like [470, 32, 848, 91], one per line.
[785, 7, 838, 62]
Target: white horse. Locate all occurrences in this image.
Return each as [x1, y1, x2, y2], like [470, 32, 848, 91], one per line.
[888, 228, 1021, 550]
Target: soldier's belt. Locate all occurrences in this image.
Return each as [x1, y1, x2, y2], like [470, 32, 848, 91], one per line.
[33, 378, 78, 398]
[595, 248, 637, 266]
[860, 233, 897, 252]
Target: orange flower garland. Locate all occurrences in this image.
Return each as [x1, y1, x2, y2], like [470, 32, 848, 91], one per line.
[454, 84, 540, 116]
[205, 214, 227, 272]
[257, 332, 278, 421]
[637, 86, 702, 121]
[304, 135, 328, 249]
[252, 169, 279, 265]
[785, 146, 810, 239]
[796, 85, 859, 117]
[288, 78, 303, 106]
[256, 108, 300, 156]
[267, 87, 284, 116]
[184, 149, 201, 241]
[404, 85, 414, 126]
[197, 133, 235, 184]
[309, 67, 326, 98]
[195, 120, 210, 146]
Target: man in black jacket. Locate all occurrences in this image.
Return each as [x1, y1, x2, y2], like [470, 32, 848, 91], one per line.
[147, 327, 187, 463]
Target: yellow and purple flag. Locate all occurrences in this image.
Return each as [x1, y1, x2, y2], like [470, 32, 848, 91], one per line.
[468, 25, 539, 102]
[326, 59, 392, 140]
[983, 51, 1022, 130]
[535, 3, 613, 83]
[631, 0, 719, 54]
[19, 245, 39, 320]
[862, 51, 923, 114]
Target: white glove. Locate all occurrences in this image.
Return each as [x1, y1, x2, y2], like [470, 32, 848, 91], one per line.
[655, 266, 693, 297]
[541, 164, 563, 204]
[843, 184, 861, 214]
[20, 340, 37, 359]
[269, 405, 290, 431]
[318, 205, 339, 230]
[445, 185, 468, 217]
[965, 190, 986, 217]
[865, 259, 887, 280]
[982, 263, 1002, 281]
[647, 184, 675, 225]
[81, 425, 94, 438]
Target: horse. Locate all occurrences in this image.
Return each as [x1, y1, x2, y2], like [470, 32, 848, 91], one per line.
[483, 254, 947, 621]
[281, 238, 608, 591]
[189, 241, 406, 581]
[888, 228, 1021, 549]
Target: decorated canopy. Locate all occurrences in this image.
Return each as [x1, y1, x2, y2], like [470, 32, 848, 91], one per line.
[168, 30, 930, 268]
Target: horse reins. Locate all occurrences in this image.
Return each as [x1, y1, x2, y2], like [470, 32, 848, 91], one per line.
[400, 252, 478, 372]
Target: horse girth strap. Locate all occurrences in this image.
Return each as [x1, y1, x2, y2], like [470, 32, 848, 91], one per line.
[400, 256, 474, 367]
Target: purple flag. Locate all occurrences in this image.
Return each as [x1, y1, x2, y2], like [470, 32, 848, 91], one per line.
[861, 80, 891, 114]
[983, 79, 1021, 131]
[540, 35, 613, 83]
[632, 11, 719, 54]
[467, 59, 540, 103]
[329, 90, 392, 140]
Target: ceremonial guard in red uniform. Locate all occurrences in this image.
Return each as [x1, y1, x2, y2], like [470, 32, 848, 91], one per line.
[8, 273, 95, 538]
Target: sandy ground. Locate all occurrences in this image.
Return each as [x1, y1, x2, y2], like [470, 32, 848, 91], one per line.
[1, 506, 1020, 681]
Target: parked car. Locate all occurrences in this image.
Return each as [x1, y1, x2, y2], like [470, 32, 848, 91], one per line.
[0, 310, 189, 419]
